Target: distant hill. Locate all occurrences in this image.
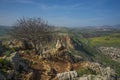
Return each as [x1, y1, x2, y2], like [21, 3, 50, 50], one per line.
[0, 25, 12, 39]
[0, 25, 11, 36]
[78, 24, 120, 29]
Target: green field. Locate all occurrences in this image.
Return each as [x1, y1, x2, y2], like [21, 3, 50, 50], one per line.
[89, 34, 120, 47]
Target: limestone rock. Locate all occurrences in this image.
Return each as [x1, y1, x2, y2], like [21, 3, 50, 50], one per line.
[7, 39, 32, 50]
[57, 71, 77, 80]
[56, 40, 65, 51]
[99, 47, 120, 62]
[25, 72, 33, 80]
[74, 62, 117, 80]
[75, 74, 117, 80]
[7, 52, 28, 71]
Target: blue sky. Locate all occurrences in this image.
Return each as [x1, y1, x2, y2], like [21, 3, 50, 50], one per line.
[0, 0, 120, 27]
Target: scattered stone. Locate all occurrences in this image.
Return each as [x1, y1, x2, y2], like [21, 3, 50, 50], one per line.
[74, 62, 117, 80]
[99, 47, 120, 62]
[57, 71, 77, 80]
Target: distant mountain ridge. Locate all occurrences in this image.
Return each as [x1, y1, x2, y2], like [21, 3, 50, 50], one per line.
[76, 24, 120, 28]
[0, 25, 11, 36]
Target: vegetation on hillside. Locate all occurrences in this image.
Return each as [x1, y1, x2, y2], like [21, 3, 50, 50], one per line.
[0, 23, 120, 79]
[89, 33, 120, 47]
[9, 18, 56, 53]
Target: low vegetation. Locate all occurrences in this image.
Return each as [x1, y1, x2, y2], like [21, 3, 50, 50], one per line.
[77, 68, 97, 76]
[0, 17, 120, 80]
[10, 17, 56, 53]
[89, 34, 120, 47]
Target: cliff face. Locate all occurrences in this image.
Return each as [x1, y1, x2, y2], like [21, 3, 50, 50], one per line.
[55, 35, 74, 49]
[57, 62, 116, 80]
[0, 35, 118, 80]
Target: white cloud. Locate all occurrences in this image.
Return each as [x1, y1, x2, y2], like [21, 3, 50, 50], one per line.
[9, 0, 81, 10]
[37, 3, 83, 10]
[14, 0, 35, 4]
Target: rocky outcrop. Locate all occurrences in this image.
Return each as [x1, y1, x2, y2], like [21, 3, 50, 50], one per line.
[7, 40, 22, 49]
[57, 71, 77, 80]
[24, 72, 33, 80]
[0, 72, 6, 80]
[74, 62, 117, 80]
[99, 47, 120, 62]
[0, 52, 33, 80]
[40, 39, 83, 63]
[7, 39, 32, 50]
[75, 74, 117, 80]
[65, 35, 74, 49]
[7, 52, 28, 71]
[88, 62, 115, 76]
[6, 70, 16, 79]
[40, 49, 82, 63]
[1, 35, 119, 80]
[56, 40, 65, 51]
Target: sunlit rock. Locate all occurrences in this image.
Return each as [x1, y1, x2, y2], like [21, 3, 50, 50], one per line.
[57, 71, 77, 80]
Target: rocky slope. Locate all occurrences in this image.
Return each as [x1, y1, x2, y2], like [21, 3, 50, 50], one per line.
[58, 62, 117, 80]
[75, 63, 117, 80]
[99, 47, 120, 63]
[0, 35, 119, 80]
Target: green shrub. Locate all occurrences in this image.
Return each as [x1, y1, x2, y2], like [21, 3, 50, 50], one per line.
[4, 48, 16, 57]
[24, 50, 30, 55]
[77, 68, 97, 77]
[4, 51, 11, 56]
[0, 59, 12, 69]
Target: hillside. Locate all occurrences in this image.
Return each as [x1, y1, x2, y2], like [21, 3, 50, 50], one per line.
[0, 26, 11, 39]
[0, 26, 120, 80]
[89, 34, 120, 47]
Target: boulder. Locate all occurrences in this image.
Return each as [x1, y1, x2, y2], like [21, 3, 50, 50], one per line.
[7, 52, 28, 71]
[6, 70, 14, 79]
[8, 39, 33, 50]
[56, 40, 65, 51]
[57, 71, 77, 80]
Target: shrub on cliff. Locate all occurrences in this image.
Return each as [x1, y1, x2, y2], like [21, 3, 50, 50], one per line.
[10, 17, 56, 54]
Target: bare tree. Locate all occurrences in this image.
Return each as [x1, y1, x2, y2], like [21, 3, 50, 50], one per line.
[10, 17, 56, 53]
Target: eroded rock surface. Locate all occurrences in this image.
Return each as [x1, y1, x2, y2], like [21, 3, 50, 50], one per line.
[0, 36, 119, 80]
[57, 71, 77, 80]
[99, 47, 120, 62]
[74, 62, 117, 80]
